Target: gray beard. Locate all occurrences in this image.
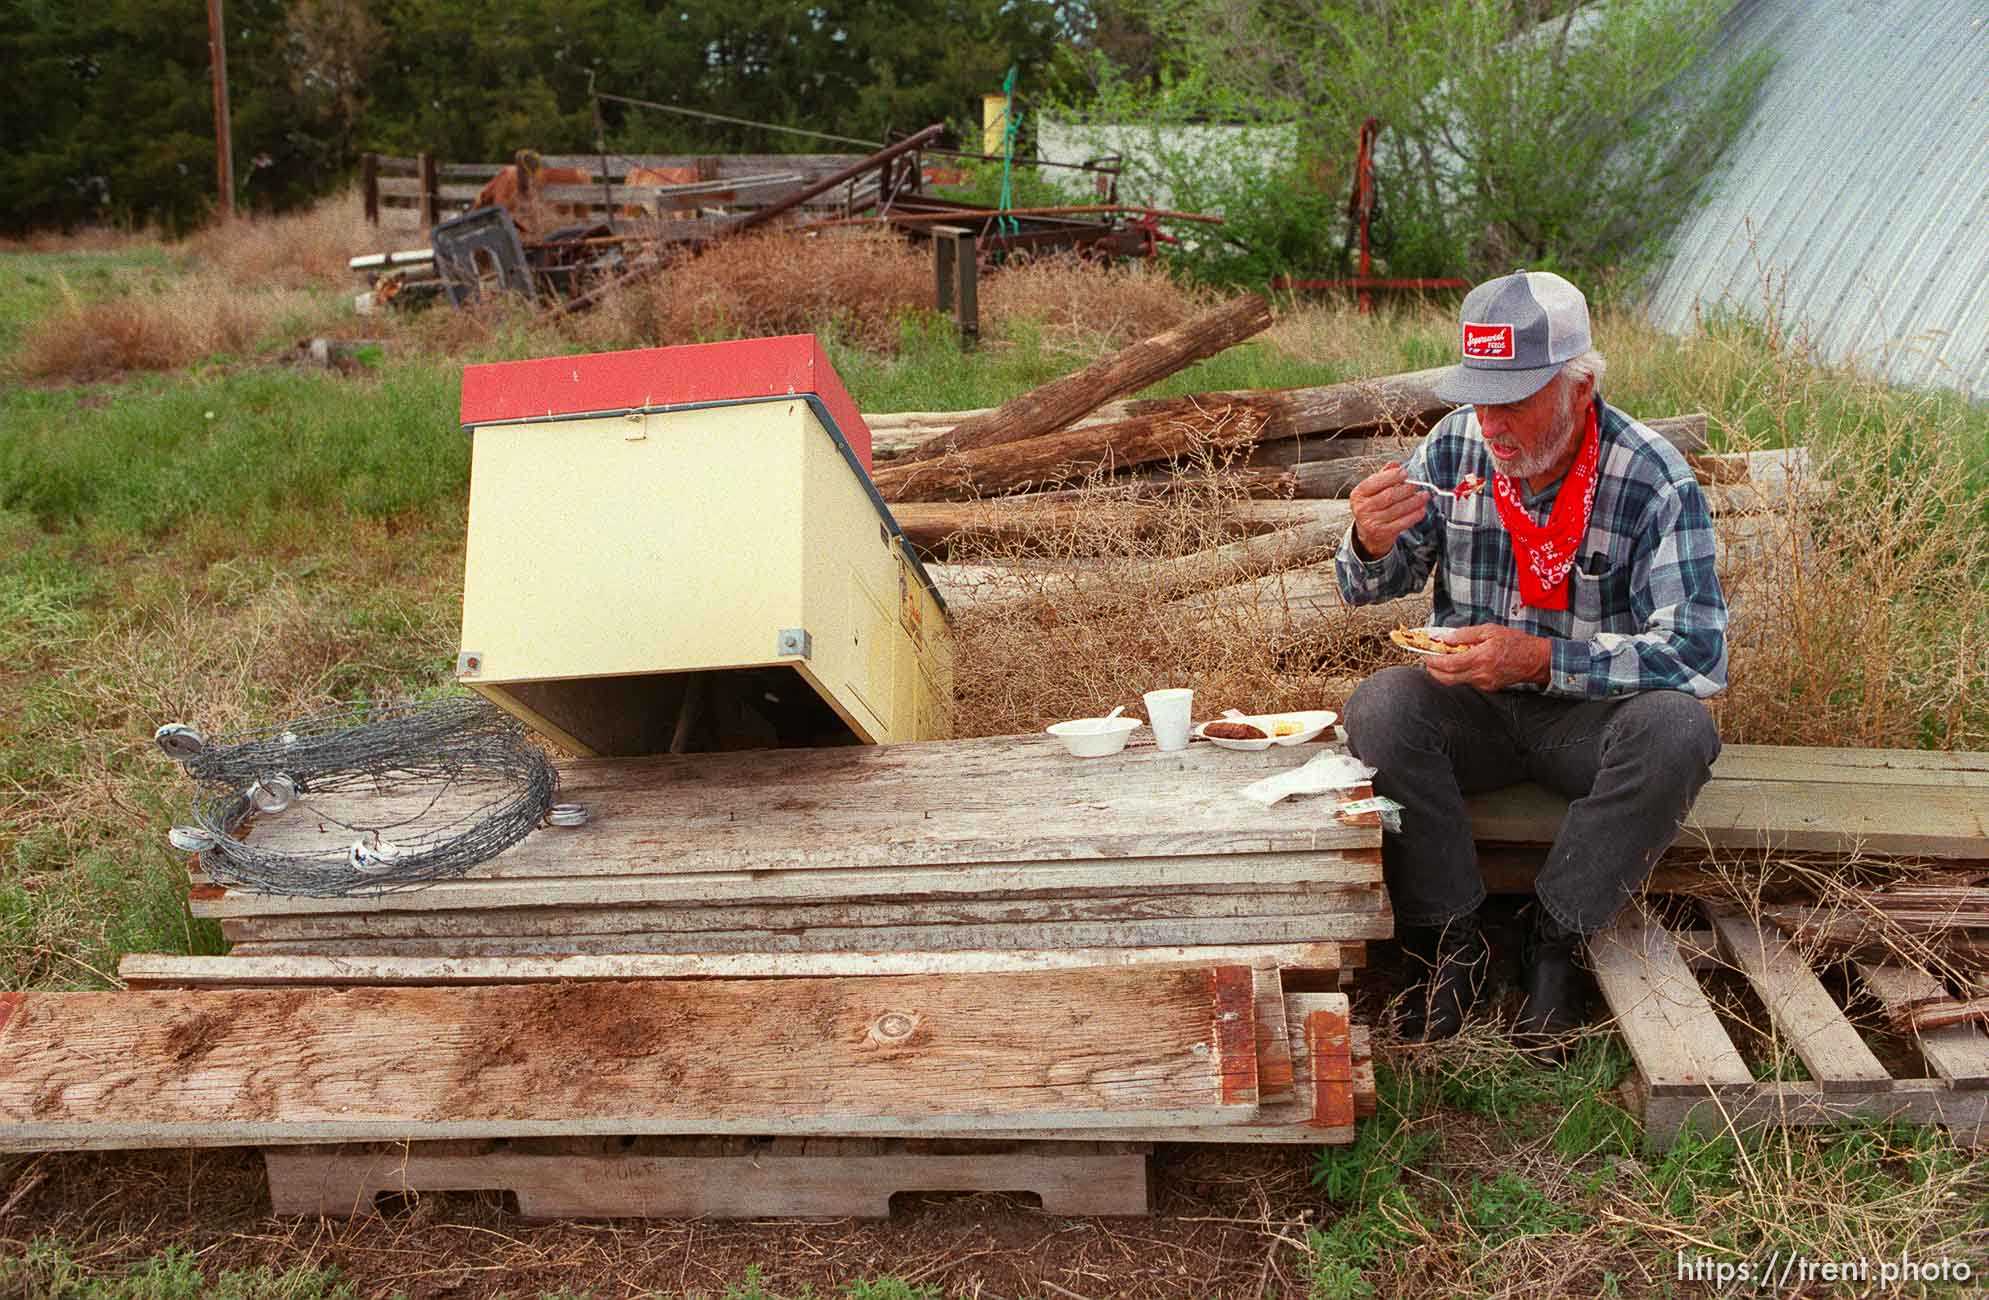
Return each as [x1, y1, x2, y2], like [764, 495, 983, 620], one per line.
[1489, 394, 1584, 480]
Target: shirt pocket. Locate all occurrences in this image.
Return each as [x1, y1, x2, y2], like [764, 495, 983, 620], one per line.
[1438, 498, 1502, 619]
[1569, 562, 1636, 635]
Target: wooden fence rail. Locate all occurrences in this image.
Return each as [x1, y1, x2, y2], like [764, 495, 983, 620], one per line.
[362, 150, 877, 231]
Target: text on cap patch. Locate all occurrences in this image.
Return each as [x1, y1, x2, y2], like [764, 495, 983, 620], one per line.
[1462, 323, 1515, 360]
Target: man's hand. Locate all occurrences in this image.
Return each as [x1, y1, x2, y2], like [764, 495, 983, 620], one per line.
[1349, 462, 1430, 561]
[1423, 625, 1553, 691]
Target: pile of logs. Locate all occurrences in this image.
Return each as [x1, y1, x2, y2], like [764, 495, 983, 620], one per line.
[855, 294, 1815, 635]
[1764, 879, 1989, 1013]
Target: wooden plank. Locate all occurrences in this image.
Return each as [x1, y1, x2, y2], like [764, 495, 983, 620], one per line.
[933, 992, 1362, 1144]
[1465, 773, 1989, 860]
[888, 497, 1324, 556]
[537, 153, 866, 177]
[119, 943, 1354, 990]
[1252, 964, 1293, 1103]
[195, 850, 1382, 914]
[1703, 744, 1989, 786]
[1589, 906, 1753, 1094]
[1306, 1002, 1355, 1130]
[1351, 1024, 1376, 1119]
[1631, 1077, 1989, 1150]
[233, 734, 1384, 884]
[264, 1137, 1150, 1219]
[1855, 963, 1989, 1090]
[1706, 910, 1892, 1093]
[224, 909, 1393, 958]
[1715, 744, 1989, 775]
[214, 879, 1385, 938]
[0, 967, 1259, 1152]
[535, 176, 801, 207]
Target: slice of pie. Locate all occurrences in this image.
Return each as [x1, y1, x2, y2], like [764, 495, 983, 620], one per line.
[1390, 626, 1469, 656]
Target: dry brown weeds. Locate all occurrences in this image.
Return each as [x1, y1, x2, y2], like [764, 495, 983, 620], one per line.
[577, 227, 1208, 356]
[0, 226, 160, 255]
[1708, 413, 1988, 753]
[9, 197, 380, 382]
[576, 228, 934, 353]
[11, 277, 328, 383]
[945, 449, 1393, 739]
[980, 251, 1210, 353]
[177, 191, 380, 289]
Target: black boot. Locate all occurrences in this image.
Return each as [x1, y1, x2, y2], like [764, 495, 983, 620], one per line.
[1514, 908, 1587, 1064]
[1394, 912, 1488, 1043]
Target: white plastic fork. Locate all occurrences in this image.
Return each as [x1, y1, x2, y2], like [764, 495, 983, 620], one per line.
[1406, 478, 1489, 501]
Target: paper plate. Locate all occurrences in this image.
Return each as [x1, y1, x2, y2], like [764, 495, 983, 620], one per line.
[1194, 709, 1338, 750]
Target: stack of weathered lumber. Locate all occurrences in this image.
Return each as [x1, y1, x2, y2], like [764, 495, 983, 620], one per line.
[81, 730, 1390, 1177]
[183, 735, 1389, 965]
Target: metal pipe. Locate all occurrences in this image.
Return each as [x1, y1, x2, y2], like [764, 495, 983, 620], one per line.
[730, 125, 945, 234]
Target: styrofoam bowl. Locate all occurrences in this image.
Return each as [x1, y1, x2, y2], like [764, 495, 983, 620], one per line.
[1046, 715, 1142, 757]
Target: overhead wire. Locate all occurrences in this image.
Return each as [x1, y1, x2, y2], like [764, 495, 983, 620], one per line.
[591, 89, 1117, 176]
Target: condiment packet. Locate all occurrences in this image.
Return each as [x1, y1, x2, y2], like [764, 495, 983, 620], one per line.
[1335, 795, 1405, 833]
[1239, 750, 1377, 807]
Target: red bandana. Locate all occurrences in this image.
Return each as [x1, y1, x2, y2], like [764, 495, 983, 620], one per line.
[1490, 401, 1600, 611]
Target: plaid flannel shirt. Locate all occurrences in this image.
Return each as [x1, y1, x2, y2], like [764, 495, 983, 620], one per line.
[1334, 397, 1728, 699]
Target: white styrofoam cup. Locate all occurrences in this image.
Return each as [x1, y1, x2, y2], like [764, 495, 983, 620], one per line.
[1144, 687, 1195, 752]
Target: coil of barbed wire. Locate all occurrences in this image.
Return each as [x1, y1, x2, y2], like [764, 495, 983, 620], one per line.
[162, 694, 559, 898]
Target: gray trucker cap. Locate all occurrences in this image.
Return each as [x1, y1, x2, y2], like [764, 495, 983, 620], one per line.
[1432, 270, 1591, 406]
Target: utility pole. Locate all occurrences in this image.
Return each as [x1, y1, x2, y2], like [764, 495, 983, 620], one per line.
[207, 0, 234, 219]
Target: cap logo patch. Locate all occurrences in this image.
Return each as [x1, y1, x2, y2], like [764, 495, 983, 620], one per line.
[1462, 322, 1514, 360]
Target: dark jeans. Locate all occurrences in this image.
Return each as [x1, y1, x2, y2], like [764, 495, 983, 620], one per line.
[1342, 667, 1721, 935]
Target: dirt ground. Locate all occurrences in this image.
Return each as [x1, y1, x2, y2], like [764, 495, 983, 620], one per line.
[0, 1141, 1344, 1299]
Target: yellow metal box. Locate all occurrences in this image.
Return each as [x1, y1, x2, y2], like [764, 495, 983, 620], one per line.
[456, 336, 952, 755]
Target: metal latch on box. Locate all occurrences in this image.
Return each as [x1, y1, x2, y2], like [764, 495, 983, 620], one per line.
[776, 628, 813, 659]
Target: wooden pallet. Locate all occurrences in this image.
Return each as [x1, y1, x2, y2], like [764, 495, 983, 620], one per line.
[1590, 904, 1989, 1148]
[265, 1137, 1153, 1220]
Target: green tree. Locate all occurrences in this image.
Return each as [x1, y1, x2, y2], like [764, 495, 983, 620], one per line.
[1, 0, 363, 230]
[0, 0, 1088, 234]
[1057, 0, 1770, 285]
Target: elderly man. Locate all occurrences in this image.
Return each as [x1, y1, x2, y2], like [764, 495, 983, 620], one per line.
[1336, 270, 1726, 1052]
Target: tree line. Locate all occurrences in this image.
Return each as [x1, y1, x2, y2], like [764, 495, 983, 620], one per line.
[2, 0, 1156, 235]
[3, 0, 1764, 290]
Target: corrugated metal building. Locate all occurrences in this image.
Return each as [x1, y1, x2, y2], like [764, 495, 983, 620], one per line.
[1645, 0, 1988, 397]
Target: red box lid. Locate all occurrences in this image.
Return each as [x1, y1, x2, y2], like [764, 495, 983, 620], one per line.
[459, 335, 872, 470]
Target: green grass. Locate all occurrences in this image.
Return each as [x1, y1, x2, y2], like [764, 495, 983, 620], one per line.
[1299, 1036, 1989, 1300]
[0, 361, 464, 535]
[0, 249, 176, 357]
[0, 1247, 944, 1300]
[0, 1240, 351, 1299]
